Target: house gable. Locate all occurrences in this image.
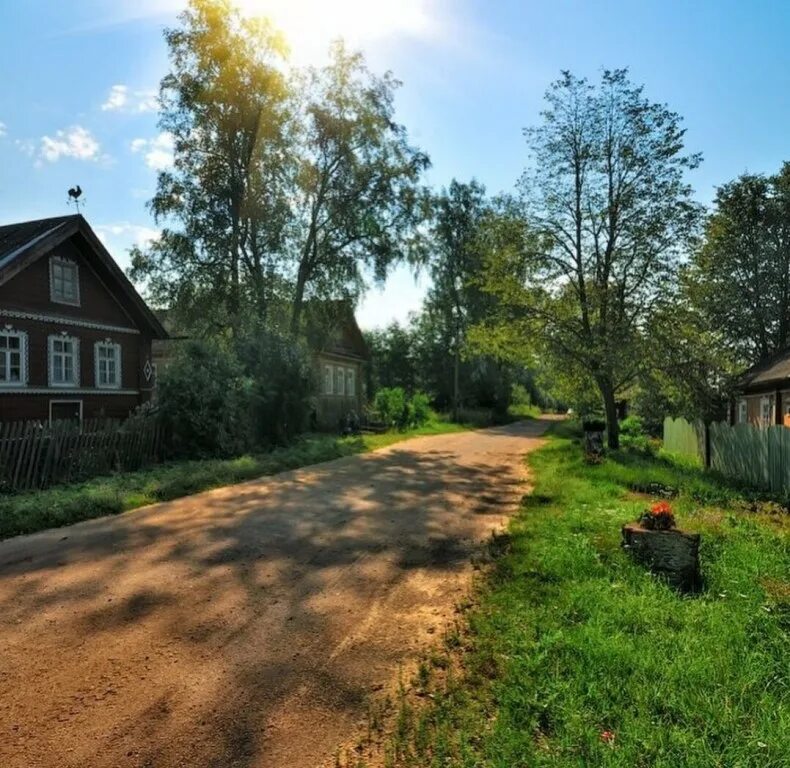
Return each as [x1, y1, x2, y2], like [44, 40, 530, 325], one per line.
[0, 215, 167, 339]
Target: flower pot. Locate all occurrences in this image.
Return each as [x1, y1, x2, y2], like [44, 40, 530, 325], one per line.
[621, 523, 701, 593]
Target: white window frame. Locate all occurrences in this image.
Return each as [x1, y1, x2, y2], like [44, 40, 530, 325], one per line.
[760, 396, 772, 427]
[0, 327, 28, 387]
[335, 365, 345, 396]
[346, 367, 355, 397]
[737, 399, 747, 425]
[48, 334, 80, 388]
[94, 340, 122, 390]
[49, 255, 80, 306]
[323, 364, 333, 395]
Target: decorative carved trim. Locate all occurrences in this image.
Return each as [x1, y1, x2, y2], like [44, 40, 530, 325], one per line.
[0, 387, 139, 395]
[0, 325, 29, 387]
[47, 333, 80, 388]
[0, 308, 140, 335]
[94, 339, 122, 390]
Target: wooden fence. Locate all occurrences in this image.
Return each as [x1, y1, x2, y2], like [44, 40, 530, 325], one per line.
[663, 416, 706, 465]
[663, 415, 790, 494]
[0, 417, 165, 493]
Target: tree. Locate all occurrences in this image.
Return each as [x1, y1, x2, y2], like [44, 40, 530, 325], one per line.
[479, 70, 701, 447]
[426, 179, 491, 420]
[129, 0, 295, 336]
[686, 164, 790, 364]
[289, 42, 431, 333]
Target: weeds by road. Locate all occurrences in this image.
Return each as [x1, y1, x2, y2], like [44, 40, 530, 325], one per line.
[0, 418, 473, 540]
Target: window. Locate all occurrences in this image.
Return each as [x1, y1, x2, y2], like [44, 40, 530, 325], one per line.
[323, 364, 333, 395]
[760, 396, 773, 426]
[738, 399, 747, 424]
[95, 341, 121, 389]
[50, 256, 80, 305]
[0, 329, 27, 386]
[49, 334, 79, 387]
[335, 365, 345, 396]
[346, 367, 355, 397]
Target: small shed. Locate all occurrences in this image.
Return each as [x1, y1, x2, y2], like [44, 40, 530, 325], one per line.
[731, 349, 790, 426]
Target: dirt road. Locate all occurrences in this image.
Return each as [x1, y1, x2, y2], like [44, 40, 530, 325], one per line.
[0, 419, 551, 768]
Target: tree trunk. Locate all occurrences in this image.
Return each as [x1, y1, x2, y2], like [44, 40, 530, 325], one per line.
[290, 266, 308, 335]
[452, 343, 460, 423]
[598, 377, 620, 449]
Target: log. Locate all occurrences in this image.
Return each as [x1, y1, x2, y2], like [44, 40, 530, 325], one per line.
[621, 523, 701, 593]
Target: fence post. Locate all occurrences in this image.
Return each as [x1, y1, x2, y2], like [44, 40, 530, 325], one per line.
[704, 422, 711, 468]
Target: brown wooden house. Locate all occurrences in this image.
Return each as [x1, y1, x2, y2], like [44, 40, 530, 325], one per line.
[731, 349, 790, 427]
[0, 214, 168, 424]
[306, 301, 370, 430]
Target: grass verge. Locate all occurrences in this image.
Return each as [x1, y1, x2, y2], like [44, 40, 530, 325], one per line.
[371, 421, 789, 768]
[0, 418, 473, 541]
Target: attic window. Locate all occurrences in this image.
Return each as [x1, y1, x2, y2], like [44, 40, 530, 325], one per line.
[50, 255, 80, 306]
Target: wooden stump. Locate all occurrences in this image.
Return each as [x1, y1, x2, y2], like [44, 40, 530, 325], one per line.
[621, 523, 701, 593]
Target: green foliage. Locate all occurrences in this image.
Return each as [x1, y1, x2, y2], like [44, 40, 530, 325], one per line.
[158, 340, 252, 458]
[475, 70, 702, 448]
[618, 414, 654, 453]
[381, 428, 790, 767]
[373, 387, 433, 430]
[237, 328, 313, 445]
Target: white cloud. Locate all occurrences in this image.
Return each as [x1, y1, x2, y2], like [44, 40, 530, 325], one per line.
[95, 222, 161, 250]
[38, 125, 103, 164]
[0, 121, 6, 138]
[130, 132, 174, 171]
[101, 84, 158, 113]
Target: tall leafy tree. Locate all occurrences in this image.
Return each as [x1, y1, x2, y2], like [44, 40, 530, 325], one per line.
[426, 179, 491, 419]
[686, 164, 790, 364]
[289, 42, 431, 332]
[130, 0, 297, 336]
[479, 70, 701, 447]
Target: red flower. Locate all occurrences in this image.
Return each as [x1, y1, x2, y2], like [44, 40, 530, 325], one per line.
[600, 730, 615, 745]
[650, 501, 673, 517]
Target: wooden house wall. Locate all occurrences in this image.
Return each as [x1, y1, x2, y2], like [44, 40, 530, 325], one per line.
[0, 238, 155, 423]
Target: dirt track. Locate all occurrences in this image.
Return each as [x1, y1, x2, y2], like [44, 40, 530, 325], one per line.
[0, 419, 551, 768]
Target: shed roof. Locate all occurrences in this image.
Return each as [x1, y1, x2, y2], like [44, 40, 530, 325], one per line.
[737, 348, 790, 391]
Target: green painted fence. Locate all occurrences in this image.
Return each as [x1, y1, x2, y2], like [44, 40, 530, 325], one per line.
[664, 415, 790, 494]
[663, 416, 705, 465]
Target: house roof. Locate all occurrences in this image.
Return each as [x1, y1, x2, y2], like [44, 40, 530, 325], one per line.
[736, 348, 790, 391]
[0, 214, 168, 340]
[305, 300, 370, 361]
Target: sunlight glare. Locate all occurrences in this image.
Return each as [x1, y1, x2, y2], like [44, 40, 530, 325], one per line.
[236, 0, 437, 63]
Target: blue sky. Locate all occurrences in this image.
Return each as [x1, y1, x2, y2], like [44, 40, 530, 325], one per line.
[1, 0, 788, 328]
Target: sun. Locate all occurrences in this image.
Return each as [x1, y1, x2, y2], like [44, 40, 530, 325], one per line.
[236, 0, 436, 63]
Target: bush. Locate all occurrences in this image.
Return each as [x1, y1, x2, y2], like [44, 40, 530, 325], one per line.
[237, 329, 313, 445]
[619, 415, 654, 454]
[158, 340, 252, 458]
[373, 387, 432, 430]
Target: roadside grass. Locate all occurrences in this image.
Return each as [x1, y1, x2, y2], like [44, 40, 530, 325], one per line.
[374, 421, 789, 768]
[0, 416, 480, 541]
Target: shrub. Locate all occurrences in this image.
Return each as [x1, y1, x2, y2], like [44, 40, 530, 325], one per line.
[619, 415, 654, 454]
[237, 329, 313, 445]
[373, 387, 432, 430]
[157, 340, 252, 458]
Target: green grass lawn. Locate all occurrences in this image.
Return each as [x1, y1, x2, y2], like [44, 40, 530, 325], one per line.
[381, 422, 789, 768]
[0, 418, 477, 541]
